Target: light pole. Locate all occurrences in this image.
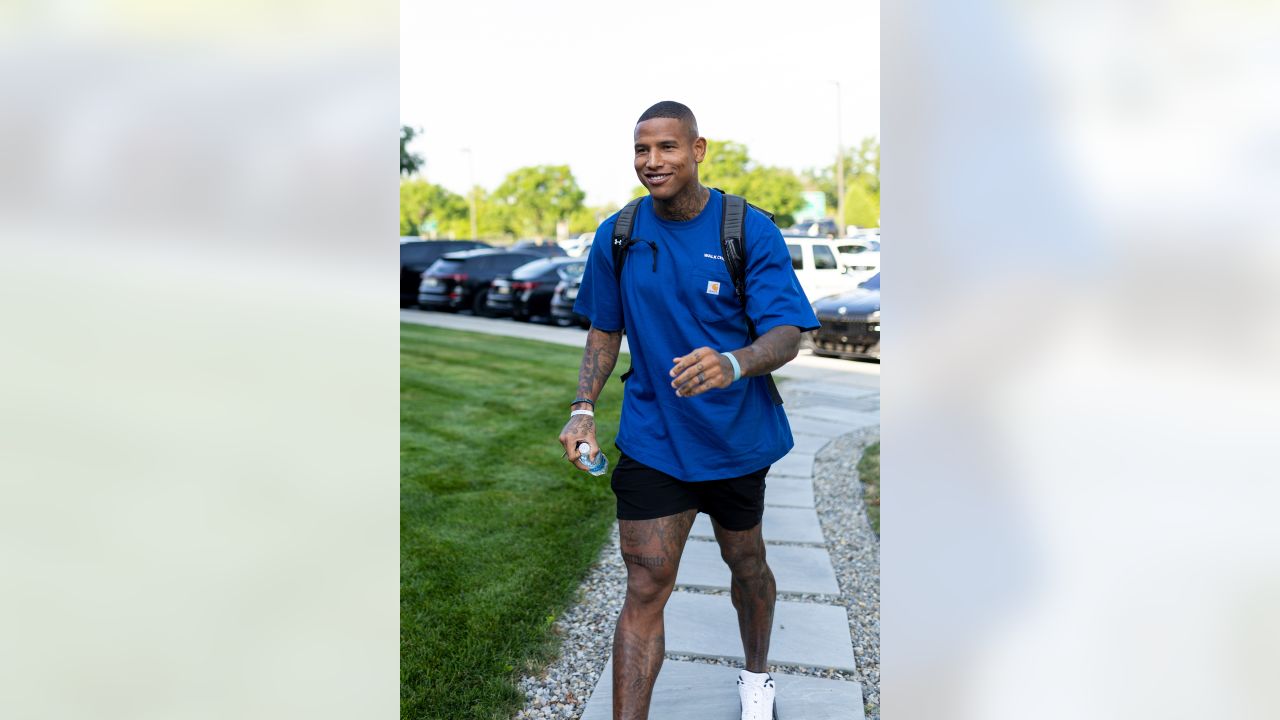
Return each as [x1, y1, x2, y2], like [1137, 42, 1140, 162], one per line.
[462, 147, 478, 240]
[832, 81, 845, 234]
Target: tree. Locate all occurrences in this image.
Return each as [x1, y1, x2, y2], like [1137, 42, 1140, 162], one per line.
[842, 179, 880, 229]
[400, 179, 467, 236]
[400, 125, 424, 177]
[803, 136, 879, 212]
[567, 202, 621, 235]
[490, 165, 586, 238]
[698, 139, 805, 227]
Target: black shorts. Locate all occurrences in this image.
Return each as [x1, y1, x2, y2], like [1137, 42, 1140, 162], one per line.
[610, 450, 770, 532]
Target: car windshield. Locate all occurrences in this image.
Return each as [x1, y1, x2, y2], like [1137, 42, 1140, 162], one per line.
[859, 272, 880, 290]
[512, 259, 556, 279]
[558, 262, 585, 280]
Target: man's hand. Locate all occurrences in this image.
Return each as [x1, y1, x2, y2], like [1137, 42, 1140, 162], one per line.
[670, 347, 733, 398]
[559, 413, 600, 470]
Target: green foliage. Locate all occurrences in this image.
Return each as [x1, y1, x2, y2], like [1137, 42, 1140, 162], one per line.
[401, 324, 622, 719]
[843, 179, 880, 229]
[857, 440, 880, 535]
[567, 202, 621, 235]
[803, 136, 879, 215]
[699, 139, 805, 226]
[400, 125, 424, 177]
[436, 187, 510, 240]
[490, 165, 586, 239]
[400, 179, 468, 237]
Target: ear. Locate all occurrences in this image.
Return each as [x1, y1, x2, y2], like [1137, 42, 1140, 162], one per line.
[693, 136, 707, 163]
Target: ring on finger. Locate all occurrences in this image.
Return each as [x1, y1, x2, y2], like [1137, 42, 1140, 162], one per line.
[697, 371, 705, 384]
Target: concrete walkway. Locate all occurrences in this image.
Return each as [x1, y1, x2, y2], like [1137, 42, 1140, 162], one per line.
[400, 310, 877, 719]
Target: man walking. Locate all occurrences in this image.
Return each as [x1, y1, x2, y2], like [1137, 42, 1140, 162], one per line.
[558, 101, 818, 720]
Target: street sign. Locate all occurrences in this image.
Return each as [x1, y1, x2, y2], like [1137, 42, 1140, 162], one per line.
[798, 191, 826, 221]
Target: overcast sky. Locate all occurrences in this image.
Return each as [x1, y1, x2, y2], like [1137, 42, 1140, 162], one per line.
[401, 0, 880, 207]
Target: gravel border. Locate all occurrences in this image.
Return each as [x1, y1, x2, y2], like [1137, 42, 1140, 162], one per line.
[514, 385, 880, 720]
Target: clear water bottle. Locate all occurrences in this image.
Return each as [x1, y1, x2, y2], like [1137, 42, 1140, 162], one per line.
[578, 442, 608, 476]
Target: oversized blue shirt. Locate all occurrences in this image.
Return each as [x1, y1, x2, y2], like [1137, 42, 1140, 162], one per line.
[574, 190, 819, 481]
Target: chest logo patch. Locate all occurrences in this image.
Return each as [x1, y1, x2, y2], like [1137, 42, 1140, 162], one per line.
[706, 280, 721, 295]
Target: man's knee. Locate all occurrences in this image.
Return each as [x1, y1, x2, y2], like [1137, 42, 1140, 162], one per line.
[624, 560, 677, 605]
[721, 544, 768, 580]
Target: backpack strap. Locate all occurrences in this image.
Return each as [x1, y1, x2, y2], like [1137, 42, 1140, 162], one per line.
[612, 197, 644, 383]
[612, 197, 644, 284]
[716, 189, 784, 406]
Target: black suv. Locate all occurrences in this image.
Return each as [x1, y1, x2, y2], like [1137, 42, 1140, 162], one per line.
[418, 249, 544, 314]
[487, 257, 586, 321]
[400, 239, 489, 308]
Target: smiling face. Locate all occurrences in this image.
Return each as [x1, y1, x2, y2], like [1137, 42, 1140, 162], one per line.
[633, 117, 706, 202]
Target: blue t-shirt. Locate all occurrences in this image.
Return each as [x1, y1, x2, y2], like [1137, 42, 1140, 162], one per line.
[574, 190, 819, 481]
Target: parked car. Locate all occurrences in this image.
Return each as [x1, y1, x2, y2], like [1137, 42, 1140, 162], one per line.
[400, 239, 489, 308]
[808, 272, 880, 361]
[550, 273, 591, 328]
[784, 218, 840, 238]
[508, 240, 568, 256]
[557, 232, 595, 258]
[834, 238, 881, 285]
[783, 236, 863, 302]
[487, 257, 586, 321]
[418, 249, 544, 314]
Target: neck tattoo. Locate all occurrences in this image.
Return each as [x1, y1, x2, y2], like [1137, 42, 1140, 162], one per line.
[655, 185, 709, 222]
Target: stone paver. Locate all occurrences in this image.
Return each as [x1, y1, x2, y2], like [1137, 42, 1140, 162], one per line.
[662, 592, 857, 671]
[690, 506, 825, 545]
[769, 452, 815, 478]
[789, 431, 834, 455]
[676, 539, 841, 595]
[788, 416, 859, 439]
[580, 658, 865, 720]
[782, 381, 878, 401]
[764, 474, 815, 508]
[787, 405, 878, 427]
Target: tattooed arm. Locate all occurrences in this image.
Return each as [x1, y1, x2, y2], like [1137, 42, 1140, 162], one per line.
[559, 326, 623, 468]
[669, 325, 801, 398]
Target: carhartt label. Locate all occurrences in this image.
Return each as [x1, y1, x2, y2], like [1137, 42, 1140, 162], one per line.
[706, 281, 721, 295]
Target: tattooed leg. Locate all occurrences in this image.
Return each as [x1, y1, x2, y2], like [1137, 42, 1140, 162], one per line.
[712, 518, 775, 673]
[612, 509, 697, 720]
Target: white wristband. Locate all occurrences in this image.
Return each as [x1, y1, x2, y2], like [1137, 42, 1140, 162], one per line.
[722, 351, 742, 382]
[570, 409, 595, 417]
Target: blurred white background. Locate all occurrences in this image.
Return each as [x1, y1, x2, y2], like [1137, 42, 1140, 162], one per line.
[885, 1, 1280, 718]
[0, 0, 1277, 718]
[0, 2, 398, 719]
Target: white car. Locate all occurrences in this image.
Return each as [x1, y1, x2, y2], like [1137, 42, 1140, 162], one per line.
[557, 232, 594, 258]
[835, 238, 881, 285]
[783, 237, 864, 302]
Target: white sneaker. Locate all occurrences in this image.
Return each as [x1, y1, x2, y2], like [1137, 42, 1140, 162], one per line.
[737, 672, 778, 720]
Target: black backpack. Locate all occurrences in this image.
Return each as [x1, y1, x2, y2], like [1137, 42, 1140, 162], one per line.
[610, 188, 783, 405]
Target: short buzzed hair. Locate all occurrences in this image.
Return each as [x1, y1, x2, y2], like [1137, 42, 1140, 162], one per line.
[636, 101, 699, 140]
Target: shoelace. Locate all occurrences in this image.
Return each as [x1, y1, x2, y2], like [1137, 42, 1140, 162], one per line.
[737, 677, 775, 719]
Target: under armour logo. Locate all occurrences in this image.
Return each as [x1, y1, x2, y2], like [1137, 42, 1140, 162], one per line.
[613, 238, 624, 246]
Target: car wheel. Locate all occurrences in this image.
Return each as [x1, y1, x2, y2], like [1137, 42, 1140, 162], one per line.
[472, 291, 492, 317]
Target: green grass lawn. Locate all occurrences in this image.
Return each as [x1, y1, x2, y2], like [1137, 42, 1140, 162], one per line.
[858, 441, 880, 535]
[401, 324, 624, 719]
